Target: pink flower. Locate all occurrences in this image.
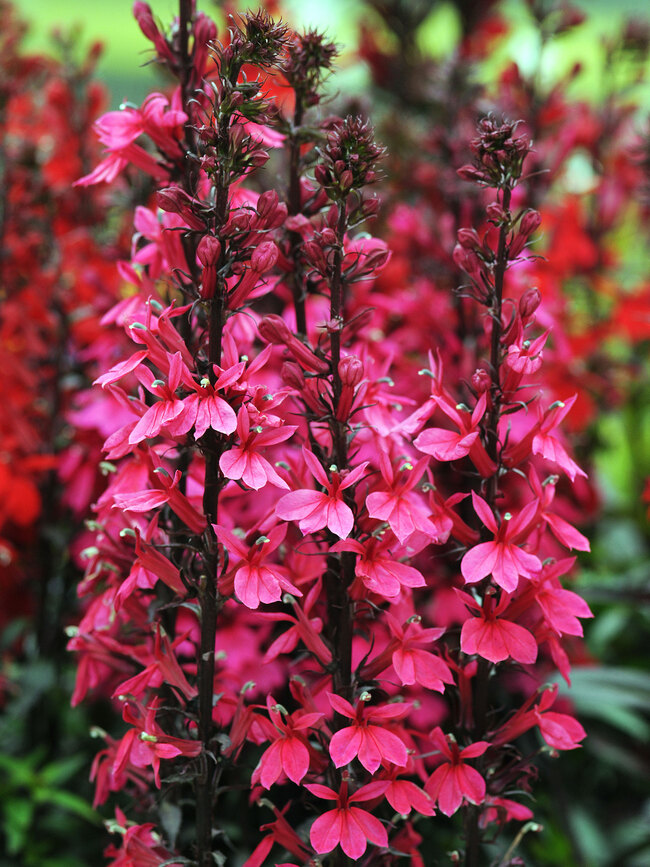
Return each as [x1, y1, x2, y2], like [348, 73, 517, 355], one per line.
[180, 364, 240, 440]
[128, 352, 187, 445]
[242, 803, 311, 867]
[275, 448, 368, 539]
[254, 696, 323, 788]
[505, 329, 548, 375]
[362, 612, 453, 692]
[425, 728, 489, 816]
[414, 392, 495, 476]
[328, 693, 410, 773]
[332, 535, 426, 597]
[112, 625, 197, 702]
[533, 396, 587, 481]
[384, 776, 435, 816]
[461, 492, 541, 593]
[306, 780, 389, 860]
[534, 687, 586, 750]
[479, 797, 534, 828]
[113, 700, 201, 789]
[214, 523, 301, 609]
[529, 470, 590, 552]
[459, 591, 538, 665]
[104, 807, 181, 866]
[491, 685, 586, 750]
[112, 466, 205, 534]
[366, 453, 445, 544]
[261, 577, 333, 666]
[219, 404, 295, 490]
[532, 559, 593, 636]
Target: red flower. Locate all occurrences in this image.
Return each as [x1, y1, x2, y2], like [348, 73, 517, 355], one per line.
[414, 391, 495, 476]
[214, 523, 300, 609]
[332, 535, 426, 597]
[275, 447, 368, 539]
[306, 780, 389, 859]
[328, 693, 410, 772]
[425, 728, 489, 816]
[254, 696, 323, 788]
[366, 453, 445, 544]
[461, 492, 541, 592]
[219, 404, 295, 490]
[459, 590, 538, 665]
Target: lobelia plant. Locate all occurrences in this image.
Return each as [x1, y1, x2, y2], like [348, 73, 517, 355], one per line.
[70, 2, 594, 865]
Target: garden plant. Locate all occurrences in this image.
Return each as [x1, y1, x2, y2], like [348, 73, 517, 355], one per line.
[1, 1, 649, 866]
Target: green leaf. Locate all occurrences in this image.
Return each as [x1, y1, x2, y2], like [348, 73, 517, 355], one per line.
[34, 788, 101, 823]
[3, 797, 34, 854]
[558, 667, 650, 740]
[38, 754, 86, 787]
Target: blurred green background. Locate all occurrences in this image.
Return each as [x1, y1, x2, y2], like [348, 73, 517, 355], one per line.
[19, 0, 650, 108]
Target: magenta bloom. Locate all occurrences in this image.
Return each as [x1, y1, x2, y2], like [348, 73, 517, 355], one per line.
[219, 404, 296, 490]
[332, 535, 426, 598]
[533, 559, 593, 636]
[459, 591, 538, 664]
[328, 693, 410, 773]
[414, 391, 495, 476]
[491, 684, 586, 751]
[366, 453, 445, 544]
[425, 727, 489, 816]
[214, 523, 301, 609]
[461, 491, 541, 592]
[384, 777, 435, 816]
[306, 780, 389, 860]
[532, 395, 587, 481]
[255, 696, 323, 788]
[113, 699, 201, 789]
[374, 611, 453, 692]
[275, 448, 368, 539]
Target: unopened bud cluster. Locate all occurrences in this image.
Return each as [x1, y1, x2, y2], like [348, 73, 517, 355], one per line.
[315, 116, 385, 199]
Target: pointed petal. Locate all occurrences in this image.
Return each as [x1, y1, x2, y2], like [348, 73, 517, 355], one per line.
[471, 491, 498, 533]
[461, 542, 499, 584]
[281, 737, 310, 784]
[310, 809, 343, 855]
[330, 726, 363, 767]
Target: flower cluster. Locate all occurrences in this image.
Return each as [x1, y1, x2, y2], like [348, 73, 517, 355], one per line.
[0, 2, 128, 715]
[68, 3, 597, 866]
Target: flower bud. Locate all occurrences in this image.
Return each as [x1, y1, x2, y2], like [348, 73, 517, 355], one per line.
[472, 367, 491, 394]
[519, 287, 541, 321]
[197, 235, 221, 268]
[281, 361, 305, 390]
[156, 188, 205, 230]
[338, 355, 363, 387]
[194, 14, 217, 50]
[314, 165, 331, 186]
[361, 246, 391, 273]
[258, 314, 292, 345]
[302, 240, 328, 274]
[250, 148, 270, 167]
[457, 164, 487, 184]
[519, 209, 542, 238]
[457, 228, 481, 250]
[361, 196, 380, 219]
[133, 2, 161, 44]
[339, 169, 354, 190]
[251, 240, 278, 274]
[285, 214, 311, 234]
[486, 202, 507, 223]
[453, 244, 482, 282]
[257, 189, 279, 220]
